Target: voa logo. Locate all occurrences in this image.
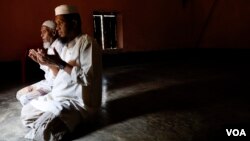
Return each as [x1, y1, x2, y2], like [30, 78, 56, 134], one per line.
[226, 129, 246, 136]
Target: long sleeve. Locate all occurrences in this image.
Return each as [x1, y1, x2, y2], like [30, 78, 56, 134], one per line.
[30, 34, 102, 121]
[71, 37, 93, 86]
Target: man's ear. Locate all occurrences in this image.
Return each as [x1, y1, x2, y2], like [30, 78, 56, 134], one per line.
[72, 19, 78, 29]
[52, 30, 57, 36]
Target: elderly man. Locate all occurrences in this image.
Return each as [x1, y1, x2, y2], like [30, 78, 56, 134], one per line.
[16, 20, 63, 106]
[20, 5, 102, 140]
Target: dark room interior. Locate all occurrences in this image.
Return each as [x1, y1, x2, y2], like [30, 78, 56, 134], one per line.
[0, 0, 250, 141]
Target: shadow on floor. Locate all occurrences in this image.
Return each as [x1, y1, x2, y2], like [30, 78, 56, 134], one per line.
[70, 74, 250, 140]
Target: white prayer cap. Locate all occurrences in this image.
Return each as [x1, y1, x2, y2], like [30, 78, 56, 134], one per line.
[55, 4, 78, 16]
[42, 20, 56, 30]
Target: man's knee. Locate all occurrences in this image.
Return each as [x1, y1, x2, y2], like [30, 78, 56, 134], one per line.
[21, 103, 43, 127]
[16, 85, 35, 99]
[16, 89, 23, 100]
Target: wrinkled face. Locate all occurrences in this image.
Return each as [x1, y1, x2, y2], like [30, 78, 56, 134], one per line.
[40, 26, 54, 43]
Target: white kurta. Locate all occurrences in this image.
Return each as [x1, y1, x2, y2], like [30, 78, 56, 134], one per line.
[17, 39, 64, 106]
[39, 38, 64, 87]
[29, 34, 102, 131]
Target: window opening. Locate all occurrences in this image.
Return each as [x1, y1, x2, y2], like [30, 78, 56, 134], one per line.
[93, 12, 118, 50]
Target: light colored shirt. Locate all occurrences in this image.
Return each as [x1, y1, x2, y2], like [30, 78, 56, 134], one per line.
[30, 34, 102, 131]
[39, 39, 64, 87]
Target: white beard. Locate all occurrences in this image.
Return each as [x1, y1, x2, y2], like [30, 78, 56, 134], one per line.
[43, 42, 51, 49]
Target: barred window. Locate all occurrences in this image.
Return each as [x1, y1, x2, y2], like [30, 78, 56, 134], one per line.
[93, 12, 118, 50]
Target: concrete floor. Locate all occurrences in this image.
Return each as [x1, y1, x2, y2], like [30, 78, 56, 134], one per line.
[0, 62, 250, 141]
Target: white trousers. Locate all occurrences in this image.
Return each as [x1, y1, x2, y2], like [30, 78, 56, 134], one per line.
[16, 80, 52, 106]
[21, 102, 83, 140]
[21, 103, 68, 140]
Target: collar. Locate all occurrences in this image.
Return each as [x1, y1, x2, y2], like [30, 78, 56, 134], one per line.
[67, 34, 82, 48]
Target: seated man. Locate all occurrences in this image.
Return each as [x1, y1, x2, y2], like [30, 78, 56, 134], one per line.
[16, 20, 64, 106]
[20, 5, 102, 140]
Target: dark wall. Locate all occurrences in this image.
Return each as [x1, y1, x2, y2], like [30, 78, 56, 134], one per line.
[1, 0, 250, 61]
